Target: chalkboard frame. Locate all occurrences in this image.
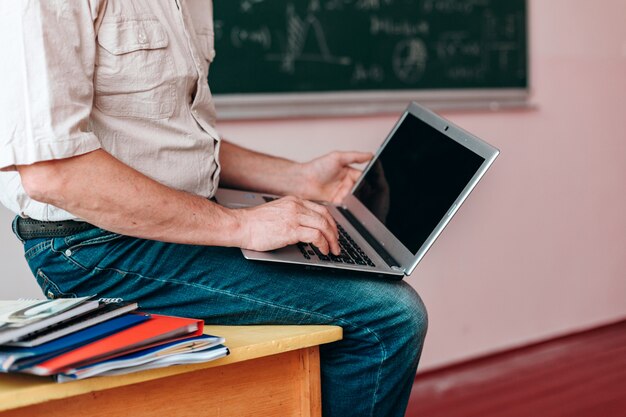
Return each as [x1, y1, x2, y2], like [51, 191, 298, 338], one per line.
[213, 88, 530, 119]
[211, 0, 530, 120]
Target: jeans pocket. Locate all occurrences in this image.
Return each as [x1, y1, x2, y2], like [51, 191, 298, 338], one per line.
[35, 268, 77, 299]
[59, 230, 125, 271]
[65, 232, 123, 251]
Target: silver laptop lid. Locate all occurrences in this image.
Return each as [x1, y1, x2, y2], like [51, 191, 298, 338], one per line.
[342, 102, 500, 276]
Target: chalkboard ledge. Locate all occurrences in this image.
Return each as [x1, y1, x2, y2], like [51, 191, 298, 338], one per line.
[214, 89, 530, 120]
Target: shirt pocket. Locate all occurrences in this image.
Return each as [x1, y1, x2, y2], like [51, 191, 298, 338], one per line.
[95, 16, 176, 119]
[195, 30, 216, 64]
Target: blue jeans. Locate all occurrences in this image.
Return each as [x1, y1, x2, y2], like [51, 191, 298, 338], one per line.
[13, 218, 427, 417]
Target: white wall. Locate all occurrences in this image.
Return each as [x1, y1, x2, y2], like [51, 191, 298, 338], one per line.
[0, 207, 41, 298]
[1, 0, 625, 371]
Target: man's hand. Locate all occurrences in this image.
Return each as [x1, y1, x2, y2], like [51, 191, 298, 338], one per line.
[234, 196, 341, 256]
[218, 141, 372, 204]
[297, 151, 373, 204]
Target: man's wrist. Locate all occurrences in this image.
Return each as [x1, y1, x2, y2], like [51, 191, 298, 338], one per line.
[282, 161, 318, 199]
[214, 204, 248, 248]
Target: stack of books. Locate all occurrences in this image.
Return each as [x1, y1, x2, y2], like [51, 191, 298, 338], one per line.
[0, 297, 228, 382]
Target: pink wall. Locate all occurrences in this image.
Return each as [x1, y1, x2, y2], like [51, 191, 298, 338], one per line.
[218, 0, 626, 369]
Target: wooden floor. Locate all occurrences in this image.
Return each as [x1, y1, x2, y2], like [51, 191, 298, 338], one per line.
[406, 320, 626, 417]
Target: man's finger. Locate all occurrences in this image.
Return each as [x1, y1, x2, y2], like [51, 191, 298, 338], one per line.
[299, 201, 340, 255]
[337, 151, 373, 166]
[330, 169, 362, 203]
[297, 212, 340, 253]
[297, 226, 331, 255]
[300, 200, 338, 236]
[331, 179, 354, 204]
[348, 167, 362, 182]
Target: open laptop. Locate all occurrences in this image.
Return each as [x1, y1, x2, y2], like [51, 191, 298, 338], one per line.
[215, 102, 499, 280]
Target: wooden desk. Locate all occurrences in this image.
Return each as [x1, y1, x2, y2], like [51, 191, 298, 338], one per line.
[0, 325, 342, 417]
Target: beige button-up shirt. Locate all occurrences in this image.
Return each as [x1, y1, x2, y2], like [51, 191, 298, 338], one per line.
[0, 0, 221, 221]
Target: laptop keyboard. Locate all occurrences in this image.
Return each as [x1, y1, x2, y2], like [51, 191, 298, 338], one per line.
[260, 195, 376, 267]
[297, 224, 376, 267]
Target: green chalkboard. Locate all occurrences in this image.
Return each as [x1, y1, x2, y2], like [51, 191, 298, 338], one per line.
[209, 0, 527, 95]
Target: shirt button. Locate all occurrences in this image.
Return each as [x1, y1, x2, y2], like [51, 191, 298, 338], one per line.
[47, 291, 55, 299]
[65, 249, 72, 257]
[138, 32, 147, 43]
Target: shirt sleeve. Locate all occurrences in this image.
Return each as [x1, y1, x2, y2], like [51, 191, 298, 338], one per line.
[0, 1, 104, 170]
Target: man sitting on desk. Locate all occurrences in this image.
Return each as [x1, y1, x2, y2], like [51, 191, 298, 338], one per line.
[0, 2, 427, 416]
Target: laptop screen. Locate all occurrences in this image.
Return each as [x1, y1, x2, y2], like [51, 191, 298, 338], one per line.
[353, 112, 486, 254]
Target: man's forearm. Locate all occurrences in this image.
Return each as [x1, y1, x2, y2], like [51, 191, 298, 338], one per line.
[219, 140, 307, 196]
[17, 149, 243, 246]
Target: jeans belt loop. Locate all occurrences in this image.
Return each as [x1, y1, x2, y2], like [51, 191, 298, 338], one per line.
[11, 216, 26, 243]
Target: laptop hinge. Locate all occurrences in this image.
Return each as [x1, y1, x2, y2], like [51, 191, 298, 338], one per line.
[337, 207, 401, 269]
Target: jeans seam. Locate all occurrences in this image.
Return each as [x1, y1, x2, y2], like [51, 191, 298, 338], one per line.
[50, 245, 91, 271]
[64, 233, 123, 252]
[24, 240, 53, 261]
[370, 334, 387, 417]
[50, 234, 124, 271]
[52, 241, 123, 272]
[96, 265, 368, 325]
[37, 268, 78, 298]
[94, 263, 387, 415]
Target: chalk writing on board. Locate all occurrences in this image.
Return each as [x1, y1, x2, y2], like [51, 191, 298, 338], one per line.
[393, 38, 428, 83]
[326, 0, 394, 11]
[240, 0, 265, 13]
[422, 0, 489, 14]
[370, 16, 429, 37]
[231, 26, 272, 49]
[266, 3, 352, 74]
[211, 0, 527, 94]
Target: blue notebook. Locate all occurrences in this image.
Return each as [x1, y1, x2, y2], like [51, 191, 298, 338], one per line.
[0, 312, 150, 372]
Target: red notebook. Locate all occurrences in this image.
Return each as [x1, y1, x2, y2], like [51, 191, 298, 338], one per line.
[29, 314, 203, 376]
